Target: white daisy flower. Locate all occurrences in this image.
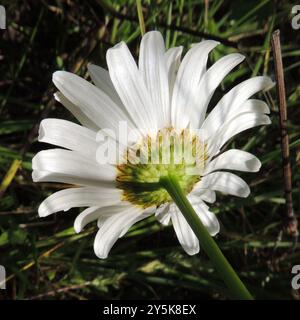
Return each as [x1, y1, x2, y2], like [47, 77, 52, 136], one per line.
[33, 31, 273, 259]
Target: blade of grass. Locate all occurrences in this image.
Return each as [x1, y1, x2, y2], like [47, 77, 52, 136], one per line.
[136, 0, 146, 35]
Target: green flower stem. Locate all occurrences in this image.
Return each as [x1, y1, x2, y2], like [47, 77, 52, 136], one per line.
[160, 174, 253, 300]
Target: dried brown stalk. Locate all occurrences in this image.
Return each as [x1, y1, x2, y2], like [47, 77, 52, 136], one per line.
[271, 30, 298, 238]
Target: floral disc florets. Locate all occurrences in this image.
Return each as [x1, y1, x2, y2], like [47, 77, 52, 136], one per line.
[116, 127, 207, 208]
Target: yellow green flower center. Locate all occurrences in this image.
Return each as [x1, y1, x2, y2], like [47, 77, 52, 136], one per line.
[116, 128, 207, 208]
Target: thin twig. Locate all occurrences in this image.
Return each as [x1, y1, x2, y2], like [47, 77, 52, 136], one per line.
[271, 30, 298, 239]
[28, 281, 91, 300]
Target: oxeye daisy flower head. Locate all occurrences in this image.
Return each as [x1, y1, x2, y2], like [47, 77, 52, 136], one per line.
[33, 31, 273, 259]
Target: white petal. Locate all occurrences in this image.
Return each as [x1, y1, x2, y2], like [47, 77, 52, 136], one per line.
[32, 170, 116, 188]
[155, 203, 171, 226]
[192, 201, 220, 236]
[204, 149, 261, 174]
[204, 100, 270, 145]
[165, 46, 183, 99]
[191, 53, 245, 128]
[87, 64, 120, 104]
[96, 203, 133, 228]
[198, 171, 250, 198]
[170, 204, 199, 255]
[87, 64, 135, 123]
[53, 71, 135, 133]
[87, 64, 114, 93]
[118, 206, 156, 238]
[106, 41, 157, 132]
[202, 76, 274, 137]
[189, 189, 216, 204]
[139, 31, 170, 127]
[32, 149, 116, 185]
[74, 206, 100, 233]
[74, 203, 129, 233]
[171, 40, 219, 129]
[200, 190, 216, 204]
[38, 187, 121, 217]
[38, 118, 98, 158]
[238, 99, 270, 114]
[93, 205, 152, 259]
[54, 92, 99, 131]
[208, 113, 271, 155]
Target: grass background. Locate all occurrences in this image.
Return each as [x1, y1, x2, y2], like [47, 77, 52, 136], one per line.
[0, 0, 299, 300]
